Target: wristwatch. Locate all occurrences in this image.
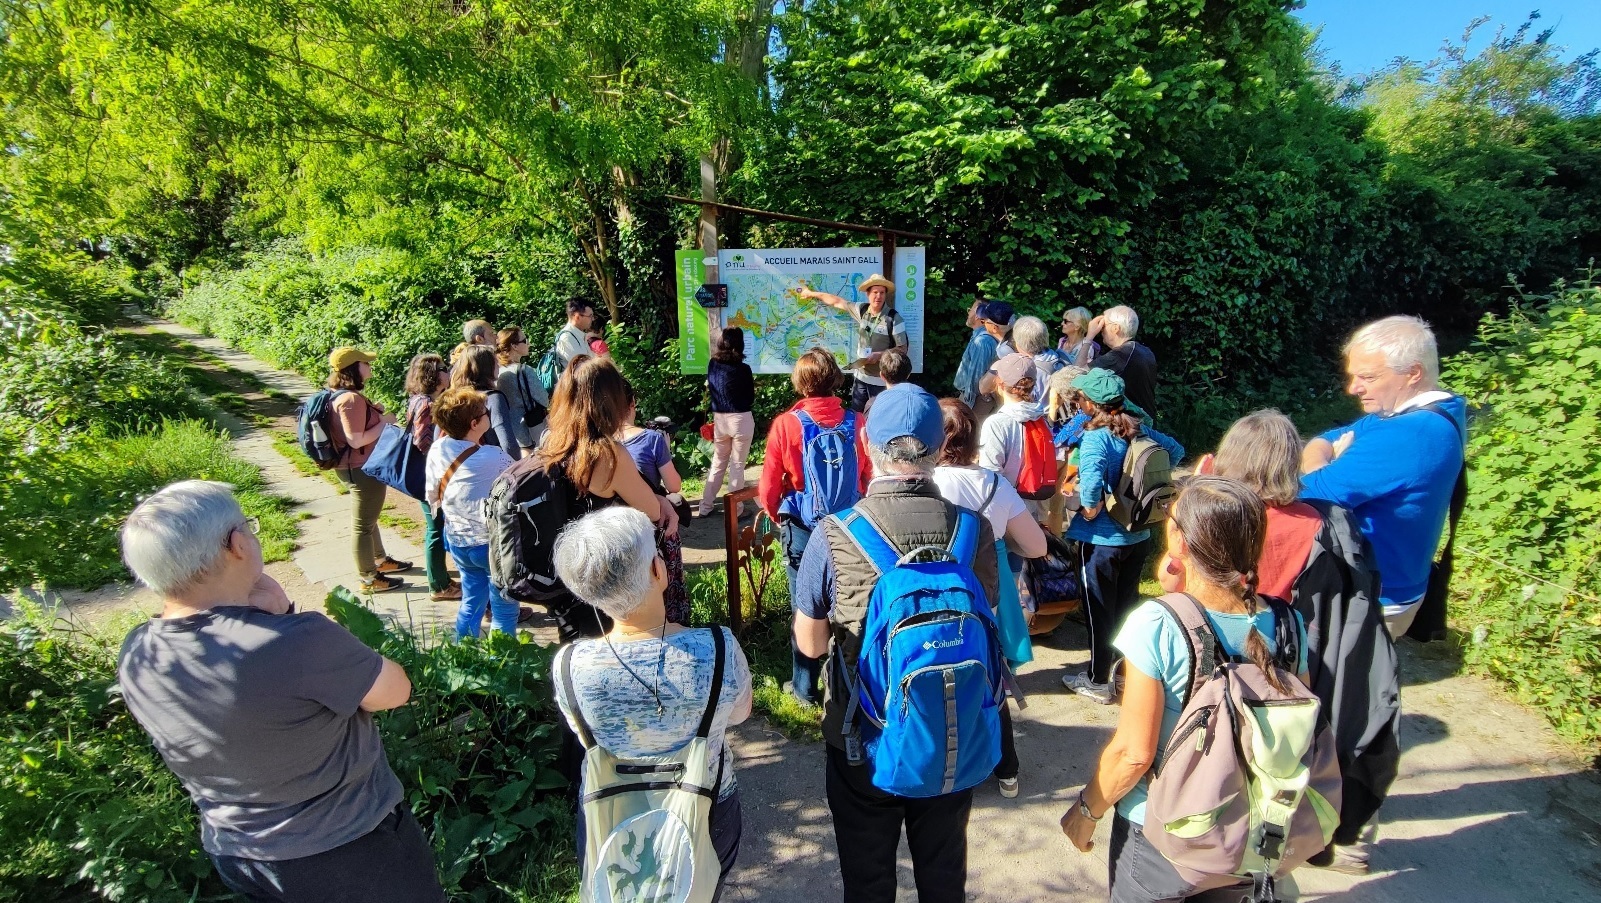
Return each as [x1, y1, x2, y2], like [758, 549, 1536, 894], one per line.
[1077, 793, 1101, 822]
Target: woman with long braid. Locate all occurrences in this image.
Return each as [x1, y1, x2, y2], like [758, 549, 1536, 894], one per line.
[1060, 476, 1309, 902]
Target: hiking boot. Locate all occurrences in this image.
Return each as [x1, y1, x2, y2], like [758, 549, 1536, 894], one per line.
[361, 574, 404, 593]
[482, 604, 539, 624]
[374, 556, 413, 574]
[1062, 671, 1115, 705]
[430, 582, 462, 602]
[998, 777, 1020, 799]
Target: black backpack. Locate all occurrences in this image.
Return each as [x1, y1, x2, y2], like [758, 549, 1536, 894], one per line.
[487, 456, 575, 602]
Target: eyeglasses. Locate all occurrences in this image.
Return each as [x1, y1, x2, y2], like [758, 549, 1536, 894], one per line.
[226, 517, 260, 548]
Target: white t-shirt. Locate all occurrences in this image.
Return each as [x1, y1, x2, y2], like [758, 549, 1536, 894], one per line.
[931, 465, 1026, 539]
[425, 437, 515, 548]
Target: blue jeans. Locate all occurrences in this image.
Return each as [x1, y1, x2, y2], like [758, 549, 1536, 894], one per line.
[783, 520, 823, 704]
[451, 542, 517, 639]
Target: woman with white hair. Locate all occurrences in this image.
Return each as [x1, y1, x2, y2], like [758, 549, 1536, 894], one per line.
[1011, 315, 1066, 402]
[115, 481, 443, 903]
[550, 506, 753, 900]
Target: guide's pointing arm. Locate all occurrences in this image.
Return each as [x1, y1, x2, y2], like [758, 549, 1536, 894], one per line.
[796, 285, 852, 313]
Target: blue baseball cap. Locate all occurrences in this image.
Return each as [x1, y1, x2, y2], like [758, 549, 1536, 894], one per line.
[866, 384, 945, 452]
[978, 300, 1014, 325]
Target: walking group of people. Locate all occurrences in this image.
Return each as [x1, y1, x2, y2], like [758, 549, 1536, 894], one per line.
[109, 268, 1466, 903]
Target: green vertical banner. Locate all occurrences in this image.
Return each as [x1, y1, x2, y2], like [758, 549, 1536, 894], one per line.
[676, 249, 710, 374]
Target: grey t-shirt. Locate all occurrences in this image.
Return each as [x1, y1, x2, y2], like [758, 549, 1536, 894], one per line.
[117, 606, 401, 861]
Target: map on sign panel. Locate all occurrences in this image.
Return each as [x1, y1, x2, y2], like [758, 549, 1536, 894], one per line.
[721, 270, 865, 374]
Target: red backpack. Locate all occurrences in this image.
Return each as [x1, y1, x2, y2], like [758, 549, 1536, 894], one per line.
[1015, 418, 1057, 501]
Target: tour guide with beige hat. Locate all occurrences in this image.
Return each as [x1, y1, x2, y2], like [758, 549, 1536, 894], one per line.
[797, 273, 909, 413]
[325, 346, 412, 593]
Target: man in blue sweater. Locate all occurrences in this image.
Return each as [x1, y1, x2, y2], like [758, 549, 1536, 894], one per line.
[1301, 315, 1467, 639]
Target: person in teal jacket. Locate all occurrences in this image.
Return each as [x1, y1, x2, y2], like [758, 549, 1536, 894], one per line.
[1060, 369, 1184, 705]
[1301, 315, 1466, 641]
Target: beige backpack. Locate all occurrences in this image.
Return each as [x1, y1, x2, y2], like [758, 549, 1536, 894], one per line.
[1143, 593, 1343, 902]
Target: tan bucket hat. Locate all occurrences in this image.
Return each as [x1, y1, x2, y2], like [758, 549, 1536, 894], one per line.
[857, 273, 894, 293]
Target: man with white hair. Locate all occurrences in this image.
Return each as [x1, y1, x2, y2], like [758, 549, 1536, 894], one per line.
[792, 384, 1000, 903]
[1086, 305, 1158, 413]
[1302, 315, 1467, 641]
[115, 481, 442, 902]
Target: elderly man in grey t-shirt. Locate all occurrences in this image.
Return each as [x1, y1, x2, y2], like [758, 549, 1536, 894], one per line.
[116, 480, 444, 903]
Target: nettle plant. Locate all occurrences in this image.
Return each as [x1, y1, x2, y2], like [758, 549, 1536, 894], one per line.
[1446, 271, 1601, 749]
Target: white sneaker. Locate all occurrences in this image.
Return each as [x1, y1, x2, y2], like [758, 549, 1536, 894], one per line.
[998, 777, 1019, 799]
[1061, 671, 1115, 705]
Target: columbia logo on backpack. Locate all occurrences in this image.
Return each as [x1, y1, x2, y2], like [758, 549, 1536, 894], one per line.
[836, 508, 1010, 798]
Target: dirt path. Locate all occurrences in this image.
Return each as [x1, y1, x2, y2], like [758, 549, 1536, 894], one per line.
[29, 318, 1600, 902]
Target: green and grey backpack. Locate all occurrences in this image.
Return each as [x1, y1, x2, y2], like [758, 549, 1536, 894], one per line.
[558, 628, 728, 903]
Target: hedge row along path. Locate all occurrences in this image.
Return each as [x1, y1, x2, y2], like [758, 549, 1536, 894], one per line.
[49, 317, 1601, 902]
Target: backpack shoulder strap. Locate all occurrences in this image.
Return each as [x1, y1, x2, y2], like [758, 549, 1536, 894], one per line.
[1152, 592, 1221, 709]
[556, 643, 595, 750]
[836, 508, 899, 576]
[947, 508, 981, 567]
[694, 627, 728, 739]
[792, 409, 816, 430]
[979, 471, 1000, 513]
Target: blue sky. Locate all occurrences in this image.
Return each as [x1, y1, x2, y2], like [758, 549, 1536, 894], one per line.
[1295, 1, 1601, 76]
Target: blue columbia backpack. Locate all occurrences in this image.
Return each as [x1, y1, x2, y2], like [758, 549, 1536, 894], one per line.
[778, 410, 860, 528]
[296, 389, 347, 470]
[839, 508, 1007, 798]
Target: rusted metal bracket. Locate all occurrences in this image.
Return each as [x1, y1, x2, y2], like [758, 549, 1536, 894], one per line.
[722, 485, 779, 635]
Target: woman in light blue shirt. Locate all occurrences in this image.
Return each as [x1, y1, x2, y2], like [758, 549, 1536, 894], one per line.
[1060, 476, 1308, 902]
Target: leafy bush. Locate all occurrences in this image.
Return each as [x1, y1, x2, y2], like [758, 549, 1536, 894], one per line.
[170, 242, 460, 407]
[0, 326, 206, 442]
[325, 590, 576, 900]
[0, 607, 224, 902]
[0, 420, 297, 591]
[1446, 273, 1601, 750]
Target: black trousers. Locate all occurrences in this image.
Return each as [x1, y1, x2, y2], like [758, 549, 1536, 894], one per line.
[995, 701, 1019, 780]
[1081, 539, 1152, 684]
[211, 804, 445, 903]
[825, 744, 972, 903]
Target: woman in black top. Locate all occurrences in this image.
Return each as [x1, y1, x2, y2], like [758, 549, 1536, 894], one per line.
[697, 328, 757, 517]
[448, 345, 521, 457]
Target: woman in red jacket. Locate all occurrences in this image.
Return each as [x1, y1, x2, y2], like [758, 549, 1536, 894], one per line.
[757, 348, 872, 705]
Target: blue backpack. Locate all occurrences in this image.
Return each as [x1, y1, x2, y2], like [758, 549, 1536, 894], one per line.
[778, 410, 860, 528]
[296, 389, 348, 469]
[839, 507, 1007, 798]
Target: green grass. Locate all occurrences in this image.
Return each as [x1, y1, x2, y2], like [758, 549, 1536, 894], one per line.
[0, 419, 300, 591]
[685, 545, 822, 740]
[270, 428, 348, 492]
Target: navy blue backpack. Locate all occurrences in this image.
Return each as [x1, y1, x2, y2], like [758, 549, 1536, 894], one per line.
[296, 389, 347, 470]
[839, 507, 1007, 798]
[778, 410, 860, 528]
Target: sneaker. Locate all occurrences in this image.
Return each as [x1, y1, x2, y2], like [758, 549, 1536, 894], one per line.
[429, 583, 462, 602]
[361, 574, 404, 593]
[374, 556, 413, 574]
[998, 777, 1020, 799]
[1061, 671, 1115, 705]
[482, 605, 540, 624]
[1314, 842, 1371, 876]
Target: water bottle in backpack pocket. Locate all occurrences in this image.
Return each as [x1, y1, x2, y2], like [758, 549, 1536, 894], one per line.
[838, 508, 1008, 798]
[296, 389, 348, 469]
[777, 410, 861, 529]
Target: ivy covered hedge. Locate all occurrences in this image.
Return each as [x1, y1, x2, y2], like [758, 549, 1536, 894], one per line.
[1447, 275, 1601, 750]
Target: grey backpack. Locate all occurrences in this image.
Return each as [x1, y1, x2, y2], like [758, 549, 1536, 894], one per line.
[1104, 434, 1174, 531]
[1143, 593, 1342, 902]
